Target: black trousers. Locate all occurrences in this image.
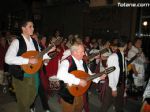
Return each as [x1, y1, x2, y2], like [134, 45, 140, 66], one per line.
[100, 85, 125, 112]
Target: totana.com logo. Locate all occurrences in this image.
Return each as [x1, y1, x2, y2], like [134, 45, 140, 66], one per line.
[117, 2, 150, 7]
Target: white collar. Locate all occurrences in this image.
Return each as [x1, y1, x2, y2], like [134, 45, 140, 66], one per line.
[21, 34, 32, 42]
[71, 55, 83, 64]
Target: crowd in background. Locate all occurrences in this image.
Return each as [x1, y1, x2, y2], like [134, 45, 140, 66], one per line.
[0, 28, 150, 112]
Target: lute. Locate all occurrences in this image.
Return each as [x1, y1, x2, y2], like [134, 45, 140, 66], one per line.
[21, 37, 62, 74]
[67, 66, 116, 96]
[127, 52, 141, 71]
[84, 48, 109, 64]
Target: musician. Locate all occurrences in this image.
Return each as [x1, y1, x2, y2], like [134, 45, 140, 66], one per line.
[99, 39, 111, 72]
[83, 36, 91, 54]
[100, 39, 127, 112]
[98, 39, 111, 101]
[5, 19, 55, 112]
[124, 40, 132, 57]
[128, 38, 146, 88]
[37, 35, 52, 112]
[66, 34, 74, 48]
[88, 41, 99, 72]
[57, 41, 106, 112]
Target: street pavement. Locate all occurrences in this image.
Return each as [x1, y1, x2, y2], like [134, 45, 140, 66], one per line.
[0, 85, 142, 112]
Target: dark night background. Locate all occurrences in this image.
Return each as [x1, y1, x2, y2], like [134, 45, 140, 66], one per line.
[0, 0, 150, 58]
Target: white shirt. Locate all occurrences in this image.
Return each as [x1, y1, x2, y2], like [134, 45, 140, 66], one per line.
[57, 55, 100, 86]
[107, 53, 120, 91]
[128, 46, 145, 75]
[5, 34, 50, 65]
[100, 48, 112, 72]
[61, 49, 71, 61]
[128, 46, 145, 65]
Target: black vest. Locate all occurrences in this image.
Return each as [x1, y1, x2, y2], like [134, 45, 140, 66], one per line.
[59, 56, 88, 104]
[116, 50, 125, 87]
[9, 35, 39, 80]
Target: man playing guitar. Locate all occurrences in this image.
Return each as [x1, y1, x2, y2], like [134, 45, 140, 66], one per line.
[57, 41, 106, 112]
[5, 19, 55, 112]
[128, 38, 146, 87]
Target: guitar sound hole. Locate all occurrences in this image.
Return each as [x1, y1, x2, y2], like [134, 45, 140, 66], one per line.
[30, 65, 33, 69]
[76, 87, 78, 90]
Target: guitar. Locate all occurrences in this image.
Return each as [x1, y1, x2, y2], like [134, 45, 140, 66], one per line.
[21, 37, 63, 74]
[48, 51, 58, 59]
[67, 66, 116, 96]
[84, 48, 109, 64]
[127, 52, 141, 71]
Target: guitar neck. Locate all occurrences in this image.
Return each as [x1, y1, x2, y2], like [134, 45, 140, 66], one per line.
[127, 54, 137, 65]
[49, 51, 57, 57]
[37, 45, 54, 58]
[88, 48, 108, 60]
[86, 71, 105, 81]
[86, 66, 115, 81]
[88, 53, 99, 60]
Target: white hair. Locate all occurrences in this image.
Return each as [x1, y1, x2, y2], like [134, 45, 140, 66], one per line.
[70, 42, 83, 52]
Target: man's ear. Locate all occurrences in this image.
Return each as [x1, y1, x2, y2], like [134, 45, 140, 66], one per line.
[21, 27, 25, 31]
[73, 51, 76, 55]
[73, 51, 77, 56]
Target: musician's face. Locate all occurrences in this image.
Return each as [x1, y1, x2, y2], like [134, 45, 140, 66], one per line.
[41, 37, 46, 44]
[22, 22, 34, 36]
[135, 39, 142, 48]
[105, 41, 110, 48]
[110, 45, 118, 53]
[75, 45, 85, 60]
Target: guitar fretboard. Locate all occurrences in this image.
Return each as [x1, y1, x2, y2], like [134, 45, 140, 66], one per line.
[86, 66, 115, 81]
[37, 44, 54, 58]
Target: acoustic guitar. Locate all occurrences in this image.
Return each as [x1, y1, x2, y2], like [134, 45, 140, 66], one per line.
[127, 52, 141, 71]
[84, 48, 109, 64]
[21, 37, 62, 74]
[48, 51, 58, 59]
[67, 66, 116, 96]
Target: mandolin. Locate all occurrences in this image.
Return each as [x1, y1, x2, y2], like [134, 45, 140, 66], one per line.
[84, 48, 109, 64]
[127, 52, 141, 71]
[21, 37, 62, 74]
[67, 66, 116, 96]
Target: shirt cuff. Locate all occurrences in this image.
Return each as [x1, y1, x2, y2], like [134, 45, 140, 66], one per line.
[44, 62, 48, 66]
[111, 87, 117, 91]
[23, 58, 29, 64]
[73, 78, 80, 85]
[93, 77, 100, 83]
[43, 53, 51, 60]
